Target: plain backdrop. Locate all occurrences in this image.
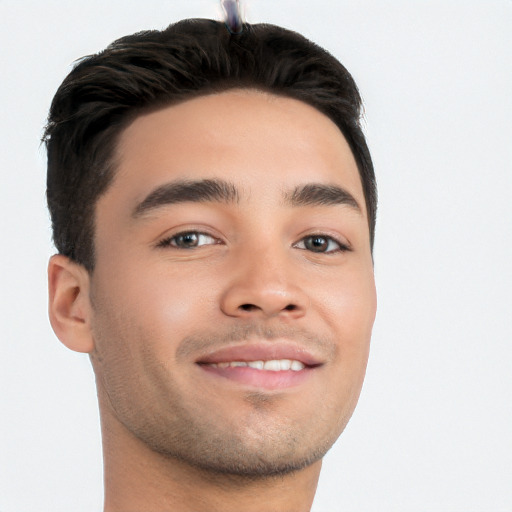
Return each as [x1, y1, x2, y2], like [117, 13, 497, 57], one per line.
[1, 1, 511, 511]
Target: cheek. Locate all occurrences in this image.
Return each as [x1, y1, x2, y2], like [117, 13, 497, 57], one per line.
[93, 261, 220, 353]
[319, 264, 376, 327]
[307, 268, 375, 435]
[88, 263, 205, 412]
[326, 268, 376, 388]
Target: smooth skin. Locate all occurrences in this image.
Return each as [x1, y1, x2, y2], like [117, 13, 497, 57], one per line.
[49, 90, 377, 512]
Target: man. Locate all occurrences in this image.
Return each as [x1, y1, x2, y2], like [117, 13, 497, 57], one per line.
[45, 18, 377, 512]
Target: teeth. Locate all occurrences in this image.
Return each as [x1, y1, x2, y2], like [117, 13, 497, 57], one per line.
[263, 359, 281, 371]
[291, 360, 304, 371]
[208, 359, 305, 371]
[247, 360, 264, 370]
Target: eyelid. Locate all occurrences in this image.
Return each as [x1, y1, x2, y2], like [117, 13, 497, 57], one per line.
[293, 233, 352, 253]
[156, 229, 221, 249]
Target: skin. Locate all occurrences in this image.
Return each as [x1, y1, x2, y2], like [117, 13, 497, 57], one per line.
[48, 90, 377, 512]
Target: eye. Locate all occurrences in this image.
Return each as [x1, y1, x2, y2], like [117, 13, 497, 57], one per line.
[294, 235, 349, 254]
[158, 231, 218, 249]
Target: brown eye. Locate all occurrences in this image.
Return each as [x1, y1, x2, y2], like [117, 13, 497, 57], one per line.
[295, 235, 347, 253]
[159, 232, 217, 249]
[174, 232, 200, 248]
[304, 236, 329, 252]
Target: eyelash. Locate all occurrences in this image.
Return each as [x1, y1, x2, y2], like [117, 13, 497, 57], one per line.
[157, 231, 219, 249]
[157, 231, 350, 254]
[293, 235, 350, 254]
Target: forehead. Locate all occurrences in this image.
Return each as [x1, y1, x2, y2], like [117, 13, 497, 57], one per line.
[107, 89, 366, 217]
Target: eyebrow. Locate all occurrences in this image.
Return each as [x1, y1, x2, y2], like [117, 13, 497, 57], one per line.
[132, 178, 361, 219]
[132, 178, 240, 218]
[285, 183, 362, 213]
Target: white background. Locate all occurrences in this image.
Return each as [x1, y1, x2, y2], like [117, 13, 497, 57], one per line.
[1, 1, 511, 511]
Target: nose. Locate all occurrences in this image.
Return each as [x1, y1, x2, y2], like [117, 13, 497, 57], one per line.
[220, 251, 310, 320]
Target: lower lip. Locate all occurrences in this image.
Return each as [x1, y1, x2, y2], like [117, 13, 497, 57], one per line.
[197, 364, 313, 390]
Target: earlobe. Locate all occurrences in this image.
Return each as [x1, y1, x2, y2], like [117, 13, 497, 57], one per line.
[48, 254, 95, 353]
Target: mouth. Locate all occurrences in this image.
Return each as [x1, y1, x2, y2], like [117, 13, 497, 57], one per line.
[195, 342, 323, 390]
[205, 359, 306, 371]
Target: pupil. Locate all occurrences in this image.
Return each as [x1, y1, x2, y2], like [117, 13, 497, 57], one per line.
[180, 233, 198, 247]
[307, 236, 327, 252]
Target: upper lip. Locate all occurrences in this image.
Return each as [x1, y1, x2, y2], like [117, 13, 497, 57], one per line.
[196, 341, 324, 367]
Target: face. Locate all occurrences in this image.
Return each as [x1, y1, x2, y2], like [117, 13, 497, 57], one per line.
[89, 90, 376, 476]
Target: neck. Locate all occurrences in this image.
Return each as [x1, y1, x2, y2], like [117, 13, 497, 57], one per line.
[99, 399, 321, 512]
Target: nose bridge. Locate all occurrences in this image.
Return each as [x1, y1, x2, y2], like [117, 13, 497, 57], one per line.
[243, 247, 289, 294]
[220, 240, 309, 319]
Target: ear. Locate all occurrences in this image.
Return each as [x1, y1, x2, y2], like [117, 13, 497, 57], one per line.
[48, 254, 95, 353]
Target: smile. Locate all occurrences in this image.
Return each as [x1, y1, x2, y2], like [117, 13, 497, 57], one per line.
[194, 340, 325, 390]
[205, 359, 306, 371]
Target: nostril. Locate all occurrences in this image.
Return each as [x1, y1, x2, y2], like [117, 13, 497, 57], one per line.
[239, 303, 297, 312]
